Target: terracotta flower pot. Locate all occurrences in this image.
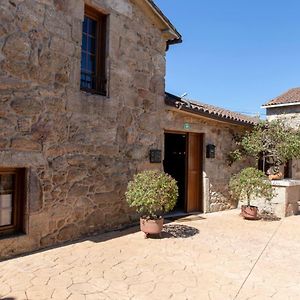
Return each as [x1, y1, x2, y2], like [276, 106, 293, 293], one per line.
[268, 172, 283, 180]
[241, 205, 258, 220]
[140, 217, 163, 238]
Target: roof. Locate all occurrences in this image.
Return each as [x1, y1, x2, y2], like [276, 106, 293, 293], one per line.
[165, 93, 258, 126]
[262, 88, 300, 108]
[132, 0, 182, 47]
[145, 0, 182, 45]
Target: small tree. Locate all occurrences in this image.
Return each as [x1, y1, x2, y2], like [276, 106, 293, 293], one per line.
[229, 167, 275, 206]
[125, 170, 178, 219]
[229, 120, 300, 175]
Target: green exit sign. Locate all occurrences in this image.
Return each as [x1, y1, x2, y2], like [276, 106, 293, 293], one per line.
[183, 123, 191, 130]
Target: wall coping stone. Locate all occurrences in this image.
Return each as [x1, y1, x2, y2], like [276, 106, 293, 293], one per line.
[271, 179, 300, 187]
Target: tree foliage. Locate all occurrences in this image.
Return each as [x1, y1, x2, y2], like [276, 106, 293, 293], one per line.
[125, 170, 178, 219]
[229, 120, 300, 173]
[229, 167, 275, 206]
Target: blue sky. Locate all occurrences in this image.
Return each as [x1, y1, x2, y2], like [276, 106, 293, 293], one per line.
[155, 0, 300, 117]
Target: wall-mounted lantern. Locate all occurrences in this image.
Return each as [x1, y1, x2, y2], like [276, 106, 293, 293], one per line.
[149, 149, 162, 163]
[206, 144, 216, 159]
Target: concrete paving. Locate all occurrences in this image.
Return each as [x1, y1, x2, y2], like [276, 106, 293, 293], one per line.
[0, 209, 300, 300]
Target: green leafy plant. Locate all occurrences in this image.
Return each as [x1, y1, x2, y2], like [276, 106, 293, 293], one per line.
[229, 167, 275, 206]
[229, 120, 300, 174]
[125, 170, 178, 219]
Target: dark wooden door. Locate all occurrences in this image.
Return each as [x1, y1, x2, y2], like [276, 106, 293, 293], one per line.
[186, 133, 203, 212]
[164, 133, 187, 211]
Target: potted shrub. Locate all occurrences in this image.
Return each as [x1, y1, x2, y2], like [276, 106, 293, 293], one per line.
[125, 170, 178, 238]
[229, 167, 275, 219]
[228, 120, 300, 179]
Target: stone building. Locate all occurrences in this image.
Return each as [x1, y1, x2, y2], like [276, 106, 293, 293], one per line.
[262, 87, 300, 179]
[261, 88, 300, 216]
[262, 87, 300, 128]
[164, 93, 256, 213]
[0, 0, 181, 258]
[0, 0, 254, 258]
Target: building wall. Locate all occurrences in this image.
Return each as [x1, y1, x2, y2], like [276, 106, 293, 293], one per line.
[266, 106, 300, 179]
[164, 109, 253, 213]
[266, 105, 300, 129]
[0, 0, 167, 258]
[238, 182, 300, 218]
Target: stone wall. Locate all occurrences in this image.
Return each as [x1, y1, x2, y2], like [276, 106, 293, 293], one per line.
[0, 0, 167, 258]
[238, 180, 300, 218]
[266, 105, 300, 129]
[266, 106, 300, 179]
[164, 109, 253, 213]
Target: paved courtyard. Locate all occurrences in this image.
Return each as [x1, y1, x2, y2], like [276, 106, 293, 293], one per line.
[0, 209, 300, 300]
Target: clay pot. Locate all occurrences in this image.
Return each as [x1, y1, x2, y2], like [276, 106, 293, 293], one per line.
[140, 217, 163, 238]
[241, 205, 258, 220]
[268, 172, 283, 180]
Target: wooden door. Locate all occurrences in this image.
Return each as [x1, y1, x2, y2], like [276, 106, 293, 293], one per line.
[186, 133, 203, 212]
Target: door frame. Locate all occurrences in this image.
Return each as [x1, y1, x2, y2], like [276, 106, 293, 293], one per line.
[164, 130, 204, 213]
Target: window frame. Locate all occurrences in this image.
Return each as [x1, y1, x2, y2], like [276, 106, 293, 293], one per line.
[80, 5, 107, 96]
[0, 168, 25, 237]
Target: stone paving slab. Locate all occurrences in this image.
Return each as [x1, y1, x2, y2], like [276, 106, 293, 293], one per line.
[0, 210, 300, 300]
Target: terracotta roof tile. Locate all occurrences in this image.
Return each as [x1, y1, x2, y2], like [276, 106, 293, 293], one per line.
[263, 88, 300, 107]
[165, 92, 258, 126]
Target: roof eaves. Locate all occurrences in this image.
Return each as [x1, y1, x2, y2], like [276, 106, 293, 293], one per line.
[145, 0, 182, 46]
[165, 92, 257, 127]
[261, 101, 300, 109]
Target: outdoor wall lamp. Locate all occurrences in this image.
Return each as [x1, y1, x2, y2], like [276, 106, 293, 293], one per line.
[149, 149, 162, 163]
[206, 144, 216, 159]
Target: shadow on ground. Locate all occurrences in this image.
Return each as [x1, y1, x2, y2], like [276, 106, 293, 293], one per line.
[162, 224, 199, 238]
[145, 224, 200, 239]
[0, 224, 140, 263]
[0, 216, 202, 262]
[165, 214, 206, 223]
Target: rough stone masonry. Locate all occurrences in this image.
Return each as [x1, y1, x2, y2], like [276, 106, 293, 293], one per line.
[0, 0, 169, 258]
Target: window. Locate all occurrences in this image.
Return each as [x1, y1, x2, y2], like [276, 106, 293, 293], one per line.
[80, 6, 107, 95]
[0, 168, 25, 237]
